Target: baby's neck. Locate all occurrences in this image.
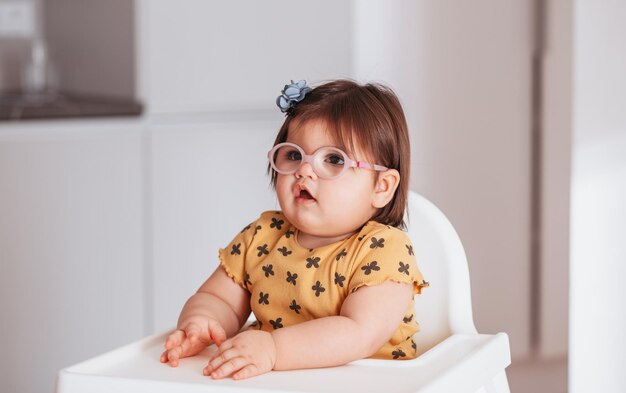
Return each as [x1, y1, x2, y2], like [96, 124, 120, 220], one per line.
[296, 230, 357, 249]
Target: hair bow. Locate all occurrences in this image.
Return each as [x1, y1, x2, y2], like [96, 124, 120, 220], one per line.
[276, 80, 312, 113]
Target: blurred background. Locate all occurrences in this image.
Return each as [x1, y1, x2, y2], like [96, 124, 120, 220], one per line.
[1, 1, 624, 392]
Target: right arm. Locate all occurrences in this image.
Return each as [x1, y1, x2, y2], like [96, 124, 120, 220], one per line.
[161, 266, 251, 366]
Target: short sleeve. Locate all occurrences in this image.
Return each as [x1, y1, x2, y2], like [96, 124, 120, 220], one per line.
[348, 227, 428, 295]
[218, 217, 260, 290]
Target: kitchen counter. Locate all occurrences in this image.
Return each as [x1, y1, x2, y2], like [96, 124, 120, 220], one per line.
[0, 91, 143, 121]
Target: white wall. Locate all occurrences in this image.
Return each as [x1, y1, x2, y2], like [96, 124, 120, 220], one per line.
[570, 0, 626, 391]
[354, 0, 534, 358]
[541, 0, 572, 357]
[138, 0, 352, 115]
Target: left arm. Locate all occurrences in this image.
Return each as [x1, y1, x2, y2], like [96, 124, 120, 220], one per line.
[205, 280, 413, 379]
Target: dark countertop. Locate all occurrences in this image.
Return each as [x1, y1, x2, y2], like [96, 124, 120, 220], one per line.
[0, 91, 143, 121]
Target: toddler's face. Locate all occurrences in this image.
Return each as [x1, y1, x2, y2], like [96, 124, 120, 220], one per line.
[275, 119, 379, 248]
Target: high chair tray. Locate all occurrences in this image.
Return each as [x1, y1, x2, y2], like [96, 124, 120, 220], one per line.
[56, 330, 510, 393]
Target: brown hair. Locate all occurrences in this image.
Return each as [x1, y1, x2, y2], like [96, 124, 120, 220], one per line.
[269, 79, 411, 229]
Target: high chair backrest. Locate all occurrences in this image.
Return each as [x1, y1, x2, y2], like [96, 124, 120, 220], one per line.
[405, 191, 478, 355]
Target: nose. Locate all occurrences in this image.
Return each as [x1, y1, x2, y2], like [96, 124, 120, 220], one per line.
[295, 161, 318, 180]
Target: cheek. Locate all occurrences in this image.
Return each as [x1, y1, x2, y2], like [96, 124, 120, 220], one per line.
[322, 177, 374, 210]
[275, 176, 292, 200]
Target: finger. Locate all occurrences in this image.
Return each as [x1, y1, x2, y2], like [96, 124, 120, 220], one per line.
[202, 339, 232, 372]
[207, 347, 239, 372]
[207, 339, 232, 363]
[217, 339, 233, 351]
[207, 320, 227, 346]
[206, 357, 248, 379]
[184, 322, 203, 342]
[166, 346, 184, 367]
[209, 340, 233, 361]
[205, 344, 219, 359]
[233, 364, 260, 380]
[165, 330, 185, 350]
[160, 348, 179, 363]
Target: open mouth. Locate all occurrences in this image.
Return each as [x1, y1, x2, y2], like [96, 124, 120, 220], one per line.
[299, 189, 315, 200]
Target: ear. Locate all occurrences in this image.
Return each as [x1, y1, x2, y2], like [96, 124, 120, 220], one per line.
[372, 169, 400, 209]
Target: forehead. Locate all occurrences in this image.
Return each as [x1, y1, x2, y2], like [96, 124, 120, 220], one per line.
[287, 119, 330, 141]
[286, 119, 375, 160]
[285, 118, 375, 162]
[286, 118, 355, 153]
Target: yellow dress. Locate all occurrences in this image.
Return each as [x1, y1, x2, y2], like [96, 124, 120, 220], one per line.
[219, 211, 429, 360]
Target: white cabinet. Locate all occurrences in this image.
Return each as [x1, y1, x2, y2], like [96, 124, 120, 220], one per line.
[149, 120, 280, 331]
[0, 121, 145, 393]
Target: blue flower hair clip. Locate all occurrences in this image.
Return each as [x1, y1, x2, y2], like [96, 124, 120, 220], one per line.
[276, 80, 312, 114]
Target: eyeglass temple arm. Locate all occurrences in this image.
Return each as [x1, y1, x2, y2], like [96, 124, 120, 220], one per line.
[354, 161, 388, 172]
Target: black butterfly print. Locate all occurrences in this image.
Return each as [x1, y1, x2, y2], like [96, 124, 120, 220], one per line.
[411, 340, 417, 351]
[289, 300, 301, 314]
[270, 317, 283, 329]
[420, 279, 430, 287]
[358, 235, 365, 241]
[285, 229, 295, 238]
[334, 272, 346, 287]
[270, 217, 285, 230]
[406, 244, 414, 256]
[262, 264, 275, 277]
[370, 237, 385, 249]
[306, 257, 320, 269]
[258, 292, 269, 305]
[398, 261, 410, 275]
[403, 314, 413, 323]
[254, 225, 262, 235]
[392, 348, 407, 359]
[335, 248, 347, 261]
[256, 244, 269, 257]
[244, 272, 252, 288]
[361, 261, 381, 275]
[286, 271, 298, 286]
[277, 246, 292, 256]
[240, 224, 251, 233]
[230, 243, 241, 255]
[312, 281, 326, 297]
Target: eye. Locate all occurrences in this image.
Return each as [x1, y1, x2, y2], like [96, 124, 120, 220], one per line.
[285, 149, 302, 161]
[325, 153, 345, 166]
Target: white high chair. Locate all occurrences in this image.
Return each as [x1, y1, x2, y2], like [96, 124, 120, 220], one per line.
[56, 191, 511, 393]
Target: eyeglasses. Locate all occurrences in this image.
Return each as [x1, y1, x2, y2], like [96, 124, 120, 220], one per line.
[267, 142, 388, 180]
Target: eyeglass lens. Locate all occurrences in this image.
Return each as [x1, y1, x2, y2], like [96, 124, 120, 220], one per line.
[272, 145, 347, 179]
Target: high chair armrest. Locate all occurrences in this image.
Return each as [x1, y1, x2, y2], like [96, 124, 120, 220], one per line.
[56, 330, 511, 393]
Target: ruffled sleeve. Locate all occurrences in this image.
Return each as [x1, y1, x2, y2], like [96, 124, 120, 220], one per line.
[347, 226, 428, 295]
[218, 216, 262, 290]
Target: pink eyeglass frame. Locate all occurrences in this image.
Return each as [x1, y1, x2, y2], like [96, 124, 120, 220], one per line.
[267, 142, 388, 179]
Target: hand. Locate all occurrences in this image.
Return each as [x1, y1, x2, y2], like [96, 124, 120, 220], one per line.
[160, 317, 227, 367]
[204, 330, 277, 380]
